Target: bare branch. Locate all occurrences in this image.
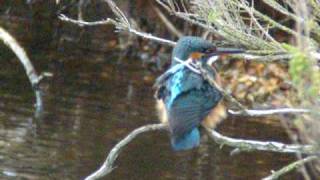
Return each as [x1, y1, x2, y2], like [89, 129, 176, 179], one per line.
[241, 0, 281, 46]
[228, 108, 311, 116]
[198, 60, 249, 112]
[0, 26, 43, 111]
[262, 156, 318, 180]
[59, 14, 116, 26]
[206, 128, 317, 154]
[58, 14, 176, 46]
[85, 124, 168, 180]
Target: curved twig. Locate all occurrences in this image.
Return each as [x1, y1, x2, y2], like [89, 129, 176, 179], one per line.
[0, 26, 43, 111]
[85, 124, 168, 180]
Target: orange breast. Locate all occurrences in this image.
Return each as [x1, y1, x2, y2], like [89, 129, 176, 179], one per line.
[190, 52, 204, 60]
[201, 102, 227, 129]
[201, 66, 226, 129]
[156, 100, 168, 124]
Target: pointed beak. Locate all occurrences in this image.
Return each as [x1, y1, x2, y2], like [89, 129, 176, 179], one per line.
[205, 47, 245, 57]
[215, 47, 245, 55]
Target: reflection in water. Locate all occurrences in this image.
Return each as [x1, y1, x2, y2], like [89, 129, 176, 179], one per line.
[0, 50, 298, 179]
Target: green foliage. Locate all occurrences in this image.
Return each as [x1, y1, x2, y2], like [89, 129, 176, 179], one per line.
[283, 43, 320, 100]
[207, 10, 221, 22]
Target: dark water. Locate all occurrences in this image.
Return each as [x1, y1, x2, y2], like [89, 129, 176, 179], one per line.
[0, 2, 299, 179]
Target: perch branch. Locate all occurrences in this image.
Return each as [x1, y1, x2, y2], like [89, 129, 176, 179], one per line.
[0, 26, 43, 111]
[85, 123, 316, 179]
[262, 155, 318, 180]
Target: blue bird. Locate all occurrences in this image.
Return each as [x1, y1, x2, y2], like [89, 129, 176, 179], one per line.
[154, 36, 243, 151]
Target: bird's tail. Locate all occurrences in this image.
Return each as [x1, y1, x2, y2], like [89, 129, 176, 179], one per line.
[171, 128, 200, 151]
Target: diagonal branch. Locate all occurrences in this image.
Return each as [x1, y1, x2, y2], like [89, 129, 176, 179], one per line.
[58, 14, 176, 46]
[262, 155, 318, 180]
[198, 60, 249, 112]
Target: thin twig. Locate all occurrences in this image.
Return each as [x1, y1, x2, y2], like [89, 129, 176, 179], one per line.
[156, 0, 221, 35]
[198, 61, 249, 112]
[58, 14, 176, 46]
[228, 108, 310, 116]
[59, 14, 117, 26]
[206, 127, 316, 154]
[174, 57, 201, 74]
[262, 156, 318, 180]
[85, 124, 168, 180]
[241, 0, 280, 46]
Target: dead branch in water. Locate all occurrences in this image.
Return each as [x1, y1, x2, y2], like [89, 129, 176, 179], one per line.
[0, 26, 44, 112]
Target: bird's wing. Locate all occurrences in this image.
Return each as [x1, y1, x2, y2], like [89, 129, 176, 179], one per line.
[154, 64, 184, 89]
[154, 64, 185, 99]
[168, 81, 223, 139]
[164, 67, 203, 105]
[154, 64, 201, 100]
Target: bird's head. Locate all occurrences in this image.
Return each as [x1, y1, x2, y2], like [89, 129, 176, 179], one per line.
[171, 36, 244, 67]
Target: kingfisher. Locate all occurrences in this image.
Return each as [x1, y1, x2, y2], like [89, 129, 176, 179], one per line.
[154, 36, 244, 151]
